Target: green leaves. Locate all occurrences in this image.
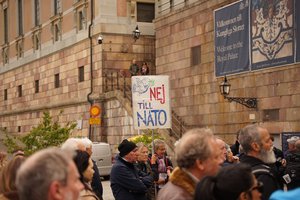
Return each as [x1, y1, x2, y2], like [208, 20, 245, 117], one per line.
[3, 111, 76, 156]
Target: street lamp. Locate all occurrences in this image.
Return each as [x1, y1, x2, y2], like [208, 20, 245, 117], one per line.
[219, 76, 257, 108]
[132, 25, 140, 41]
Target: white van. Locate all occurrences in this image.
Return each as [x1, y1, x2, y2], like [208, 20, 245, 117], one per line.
[91, 142, 112, 179]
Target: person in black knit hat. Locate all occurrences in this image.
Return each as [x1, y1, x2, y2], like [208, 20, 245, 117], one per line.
[118, 139, 137, 157]
[110, 139, 153, 200]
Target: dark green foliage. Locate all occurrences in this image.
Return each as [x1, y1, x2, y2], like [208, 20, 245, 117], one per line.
[3, 111, 76, 156]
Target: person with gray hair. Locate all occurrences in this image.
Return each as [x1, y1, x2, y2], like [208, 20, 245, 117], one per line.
[157, 128, 223, 200]
[152, 139, 173, 190]
[61, 138, 85, 153]
[239, 124, 280, 200]
[16, 148, 83, 200]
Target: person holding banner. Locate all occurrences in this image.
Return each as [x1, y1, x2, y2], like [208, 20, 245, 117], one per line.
[135, 142, 159, 200]
[153, 139, 173, 191]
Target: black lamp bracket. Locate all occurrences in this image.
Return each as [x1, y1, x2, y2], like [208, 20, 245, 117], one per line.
[224, 96, 257, 108]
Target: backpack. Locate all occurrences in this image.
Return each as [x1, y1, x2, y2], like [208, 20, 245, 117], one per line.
[285, 153, 300, 183]
[252, 164, 275, 178]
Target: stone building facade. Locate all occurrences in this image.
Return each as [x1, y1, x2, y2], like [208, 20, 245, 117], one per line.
[1, 0, 299, 152]
[155, 0, 300, 146]
[0, 0, 155, 150]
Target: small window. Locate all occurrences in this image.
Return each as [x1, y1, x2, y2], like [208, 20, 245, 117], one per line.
[137, 3, 155, 23]
[18, 85, 22, 97]
[55, 73, 60, 88]
[78, 11, 84, 30]
[35, 80, 39, 93]
[191, 45, 201, 66]
[54, 0, 61, 15]
[78, 66, 84, 82]
[4, 89, 8, 100]
[4, 8, 8, 43]
[18, 126, 21, 132]
[18, 0, 23, 36]
[34, 0, 40, 26]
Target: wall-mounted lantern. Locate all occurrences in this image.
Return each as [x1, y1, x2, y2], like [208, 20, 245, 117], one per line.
[220, 76, 257, 108]
[132, 25, 140, 41]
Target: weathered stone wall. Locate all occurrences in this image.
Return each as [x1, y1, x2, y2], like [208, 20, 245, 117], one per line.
[154, 0, 300, 145]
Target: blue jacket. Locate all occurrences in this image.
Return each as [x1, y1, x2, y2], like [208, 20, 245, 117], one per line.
[269, 188, 300, 200]
[110, 155, 152, 200]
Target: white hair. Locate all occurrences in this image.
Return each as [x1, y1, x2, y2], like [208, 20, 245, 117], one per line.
[80, 137, 93, 149]
[61, 138, 81, 151]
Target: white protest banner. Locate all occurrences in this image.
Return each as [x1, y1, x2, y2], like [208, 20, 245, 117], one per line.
[132, 75, 171, 130]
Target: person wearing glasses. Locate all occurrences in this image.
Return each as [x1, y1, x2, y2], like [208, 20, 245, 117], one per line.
[194, 163, 262, 200]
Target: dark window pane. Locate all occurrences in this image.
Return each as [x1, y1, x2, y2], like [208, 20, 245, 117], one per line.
[35, 80, 39, 93]
[4, 89, 8, 101]
[55, 73, 60, 88]
[191, 45, 201, 66]
[79, 11, 84, 30]
[78, 66, 84, 82]
[18, 85, 22, 97]
[4, 8, 8, 43]
[34, 0, 40, 26]
[18, 0, 23, 35]
[137, 3, 155, 23]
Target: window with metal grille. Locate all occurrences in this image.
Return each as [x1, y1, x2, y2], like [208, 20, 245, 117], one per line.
[35, 80, 39, 93]
[191, 45, 201, 66]
[4, 89, 8, 101]
[55, 73, 60, 88]
[18, 85, 22, 97]
[78, 66, 84, 82]
[137, 3, 155, 23]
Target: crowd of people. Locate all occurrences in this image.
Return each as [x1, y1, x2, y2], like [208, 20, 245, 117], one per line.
[0, 124, 300, 200]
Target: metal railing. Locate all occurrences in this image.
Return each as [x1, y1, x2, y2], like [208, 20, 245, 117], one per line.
[103, 68, 132, 103]
[103, 68, 187, 139]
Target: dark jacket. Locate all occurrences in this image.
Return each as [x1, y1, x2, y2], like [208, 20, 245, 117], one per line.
[240, 154, 280, 200]
[135, 161, 159, 200]
[110, 155, 152, 200]
[91, 159, 103, 200]
[230, 140, 240, 156]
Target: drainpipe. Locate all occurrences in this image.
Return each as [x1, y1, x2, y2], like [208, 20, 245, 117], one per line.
[87, 0, 94, 139]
